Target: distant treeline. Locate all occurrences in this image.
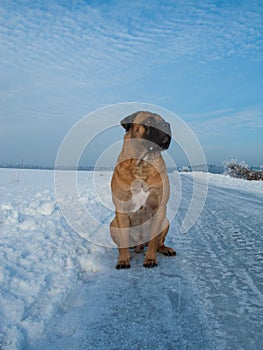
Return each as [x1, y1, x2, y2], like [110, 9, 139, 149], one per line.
[0, 163, 261, 176]
[0, 163, 99, 171]
[0, 163, 222, 173]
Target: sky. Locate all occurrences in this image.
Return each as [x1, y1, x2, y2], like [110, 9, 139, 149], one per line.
[0, 0, 263, 168]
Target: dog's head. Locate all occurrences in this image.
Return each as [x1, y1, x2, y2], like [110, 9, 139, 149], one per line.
[121, 111, 171, 158]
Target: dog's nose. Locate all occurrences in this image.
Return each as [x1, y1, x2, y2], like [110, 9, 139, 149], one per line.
[160, 133, 171, 150]
[162, 135, 169, 144]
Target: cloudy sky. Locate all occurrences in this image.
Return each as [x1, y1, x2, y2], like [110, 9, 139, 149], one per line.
[1, 0, 263, 167]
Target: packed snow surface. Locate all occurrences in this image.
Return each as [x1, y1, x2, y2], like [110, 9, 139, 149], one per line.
[0, 168, 262, 349]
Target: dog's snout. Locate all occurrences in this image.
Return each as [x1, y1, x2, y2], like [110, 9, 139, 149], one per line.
[143, 121, 171, 151]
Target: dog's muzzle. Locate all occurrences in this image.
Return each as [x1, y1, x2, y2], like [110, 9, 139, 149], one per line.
[143, 121, 171, 151]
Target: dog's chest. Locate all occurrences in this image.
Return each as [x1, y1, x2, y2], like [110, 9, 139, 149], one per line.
[131, 188, 149, 211]
[130, 179, 149, 212]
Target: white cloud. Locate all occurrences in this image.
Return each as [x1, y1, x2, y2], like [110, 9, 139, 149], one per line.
[189, 109, 263, 137]
[1, 0, 262, 74]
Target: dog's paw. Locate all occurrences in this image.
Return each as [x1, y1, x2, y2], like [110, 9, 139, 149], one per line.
[157, 245, 176, 256]
[143, 258, 158, 268]
[116, 260, 130, 269]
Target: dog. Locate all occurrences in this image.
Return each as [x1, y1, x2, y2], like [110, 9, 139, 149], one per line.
[110, 111, 176, 269]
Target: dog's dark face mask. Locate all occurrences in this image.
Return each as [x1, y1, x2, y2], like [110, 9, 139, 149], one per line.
[121, 111, 172, 156]
[142, 116, 171, 152]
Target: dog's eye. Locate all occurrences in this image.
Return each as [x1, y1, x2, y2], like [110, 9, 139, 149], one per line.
[145, 119, 153, 125]
[161, 122, 168, 128]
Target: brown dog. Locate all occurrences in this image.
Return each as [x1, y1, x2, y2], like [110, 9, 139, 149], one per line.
[110, 111, 176, 269]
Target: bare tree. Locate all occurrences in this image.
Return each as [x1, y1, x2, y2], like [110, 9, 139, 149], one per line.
[224, 159, 263, 181]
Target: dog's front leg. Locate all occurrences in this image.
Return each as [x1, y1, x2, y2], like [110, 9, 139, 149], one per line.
[143, 235, 158, 268]
[114, 212, 131, 269]
[143, 208, 166, 268]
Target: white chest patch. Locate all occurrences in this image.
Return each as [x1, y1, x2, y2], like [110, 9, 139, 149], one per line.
[130, 179, 149, 212]
[131, 188, 149, 211]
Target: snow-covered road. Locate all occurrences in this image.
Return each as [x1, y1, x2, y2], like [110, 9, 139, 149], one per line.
[0, 169, 262, 349]
[177, 175, 263, 349]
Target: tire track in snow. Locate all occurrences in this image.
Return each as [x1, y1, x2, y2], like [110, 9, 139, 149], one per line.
[175, 176, 263, 350]
[29, 256, 216, 350]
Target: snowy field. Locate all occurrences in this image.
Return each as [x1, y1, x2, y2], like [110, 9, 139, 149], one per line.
[0, 168, 262, 350]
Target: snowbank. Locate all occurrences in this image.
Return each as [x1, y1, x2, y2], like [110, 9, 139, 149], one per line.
[180, 171, 263, 195]
[0, 169, 101, 349]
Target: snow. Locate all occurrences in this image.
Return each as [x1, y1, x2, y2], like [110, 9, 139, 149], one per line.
[0, 168, 262, 349]
[182, 171, 263, 195]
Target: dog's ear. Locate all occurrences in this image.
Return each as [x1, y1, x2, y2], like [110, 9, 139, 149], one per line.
[120, 111, 141, 131]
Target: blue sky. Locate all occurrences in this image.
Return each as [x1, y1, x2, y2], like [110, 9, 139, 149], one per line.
[1, 0, 263, 167]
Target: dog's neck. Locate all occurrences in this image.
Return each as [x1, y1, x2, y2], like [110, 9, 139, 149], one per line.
[120, 132, 154, 159]
[116, 138, 166, 180]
